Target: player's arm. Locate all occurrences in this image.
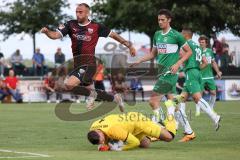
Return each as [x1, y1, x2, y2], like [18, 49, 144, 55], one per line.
[41, 27, 62, 40]
[171, 44, 192, 74]
[130, 47, 158, 67]
[108, 126, 140, 151]
[212, 60, 222, 79]
[109, 32, 136, 56]
[200, 56, 208, 69]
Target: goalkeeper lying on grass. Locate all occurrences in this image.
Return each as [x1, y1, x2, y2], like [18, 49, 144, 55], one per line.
[87, 112, 177, 151]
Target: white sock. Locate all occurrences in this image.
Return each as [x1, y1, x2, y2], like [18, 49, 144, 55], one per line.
[209, 95, 216, 109]
[159, 107, 166, 121]
[196, 103, 201, 113]
[167, 106, 175, 116]
[152, 108, 160, 123]
[175, 103, 193, 134]
[197, 98, 218, 123]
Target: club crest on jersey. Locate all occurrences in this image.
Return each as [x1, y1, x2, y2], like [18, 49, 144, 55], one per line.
[163, 37, 168, 42]
[157, 43, 167, 53]
[88, 28, 93, 34]
[58, 24, 65, 30]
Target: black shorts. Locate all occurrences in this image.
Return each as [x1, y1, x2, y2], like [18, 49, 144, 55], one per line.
[69, 65, 96, 86]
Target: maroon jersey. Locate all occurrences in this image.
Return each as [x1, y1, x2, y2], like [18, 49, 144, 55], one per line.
[57, 20, 111, 68]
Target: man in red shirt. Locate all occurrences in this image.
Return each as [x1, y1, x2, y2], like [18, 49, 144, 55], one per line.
[4, 69, 23, 103]
[41, 3, 136, 111]
[44, 72, 56, 103]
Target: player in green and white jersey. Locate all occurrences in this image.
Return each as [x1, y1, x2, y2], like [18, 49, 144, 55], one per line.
[131, 9, 192, 124]
[195, 35, 222, 116]
[174, 28, 221, 142]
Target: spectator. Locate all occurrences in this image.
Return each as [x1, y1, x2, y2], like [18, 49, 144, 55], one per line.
[114, 72, 129, 99]
[4, 69, 23, 103]
[32, 48, 45, 76]
[44, 72, 55, 103]
[55, 48, 67, 76]
[130, 77, 144, 101]
[221, 37, 230, 68]
[0, 78, 9, 101]
[212, 34, 223, 66]
[10, 49, 26, 76]
[94, 59, 105, 91]
[0, 49, 5, 77]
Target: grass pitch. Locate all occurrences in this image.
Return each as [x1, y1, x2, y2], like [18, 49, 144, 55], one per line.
[0, 101, 239, 160]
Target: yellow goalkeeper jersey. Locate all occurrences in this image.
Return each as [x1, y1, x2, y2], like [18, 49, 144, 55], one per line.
[90, 112, 162, 150]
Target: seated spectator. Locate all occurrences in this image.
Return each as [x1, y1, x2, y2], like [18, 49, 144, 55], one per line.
[0, 78, 9, 101]
[55, 48, 67, 76]
[4, 69, 23, 103]
[44, 72, 55, 103]
[11, 49, 27, 76]
[130, 77, 144, 101]
[32, 48, 45, 76]
[0, 50, 5, 77]
[114, 72, 129, 99]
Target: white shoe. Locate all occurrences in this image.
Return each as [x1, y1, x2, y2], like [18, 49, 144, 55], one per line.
[214, 115, 221, 131]
[56, 100, 60, 104]
[114, 94, 125, 112]
[86, 91, 97, 110]
[47, 100, 51, 103]
[76, 99, 80, 104]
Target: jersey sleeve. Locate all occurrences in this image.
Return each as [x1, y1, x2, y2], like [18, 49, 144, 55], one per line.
[210, 49, 215, 61]
[108, 126, 140, 150]
[98, 23, 111, 37]
[57, 21, 71, 37]
[176, 31, 186, 48]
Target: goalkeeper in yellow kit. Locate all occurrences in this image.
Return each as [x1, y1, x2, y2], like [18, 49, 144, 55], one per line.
[87, 112, 177, 151]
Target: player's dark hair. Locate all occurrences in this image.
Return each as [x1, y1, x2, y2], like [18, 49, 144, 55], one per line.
[78, 3, 90, 10]
[87, 131, 100, 145]
[158, 9, 173, 19]
[198, 35, 209, 43]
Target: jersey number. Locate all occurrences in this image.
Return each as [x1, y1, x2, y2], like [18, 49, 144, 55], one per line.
[195, 48, 202, 62]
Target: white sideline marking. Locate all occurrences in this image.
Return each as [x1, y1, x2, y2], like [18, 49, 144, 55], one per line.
[0, 149, 51, 159]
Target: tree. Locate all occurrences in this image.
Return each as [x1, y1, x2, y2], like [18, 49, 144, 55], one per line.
[92, 0, 240, 45]
[92, 0, 240, 68]
[0, 0, 70, 52]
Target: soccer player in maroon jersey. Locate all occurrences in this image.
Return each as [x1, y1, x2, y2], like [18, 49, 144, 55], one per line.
[40, 3, 136, 112]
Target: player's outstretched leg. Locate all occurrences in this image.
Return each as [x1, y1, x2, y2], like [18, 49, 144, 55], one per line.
[175, 102, 196, 142]
[209, 90, 217, 110]
[193, 93, 221, 131]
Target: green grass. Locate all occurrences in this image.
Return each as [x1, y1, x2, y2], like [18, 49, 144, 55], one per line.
[0, 101, 240, 160]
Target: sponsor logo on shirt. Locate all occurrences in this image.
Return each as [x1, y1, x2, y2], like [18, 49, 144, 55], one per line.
[73, 34, 92, 41]
[157, 43, 167, 53]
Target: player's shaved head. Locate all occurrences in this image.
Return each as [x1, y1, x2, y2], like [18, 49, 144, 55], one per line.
[182, 27, 193, 40]
[76, 3, 90, 23]
[77, 3, 90, 10]
[87, 131, 100, 145]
